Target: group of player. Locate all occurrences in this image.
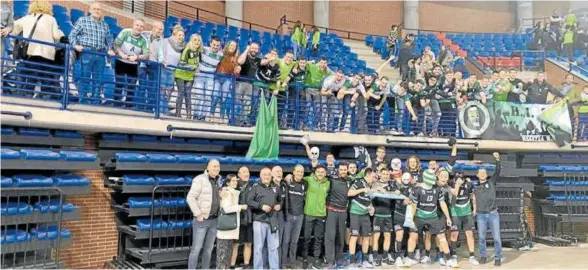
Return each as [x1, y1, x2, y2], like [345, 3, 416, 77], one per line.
[288, 138, 501, 269]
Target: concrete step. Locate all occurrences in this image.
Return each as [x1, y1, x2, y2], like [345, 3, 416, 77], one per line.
[343, 38, 400, 81]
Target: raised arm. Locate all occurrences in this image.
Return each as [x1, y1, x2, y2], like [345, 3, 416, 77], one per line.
[376, 55, 395, 74]
[490, 152, 501, 183]
[238, 45, 250, 65]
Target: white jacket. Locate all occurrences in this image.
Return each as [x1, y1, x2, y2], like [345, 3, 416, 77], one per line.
[217, 187, 242, 240]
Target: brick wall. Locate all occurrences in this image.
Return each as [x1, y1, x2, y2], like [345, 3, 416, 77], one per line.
[419, 1, 515, 33]
[59, 134, 118, 269]
[51, 0, 134, 28]
[244, 1, 313, 32]
[545, 60, 588, 85]
[533, 1, 571, 21]
[329, 1, 403, 38]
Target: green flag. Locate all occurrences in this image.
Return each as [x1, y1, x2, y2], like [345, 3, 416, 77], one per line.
[246, 91, 280, 159]
[538, 100, 573, 147]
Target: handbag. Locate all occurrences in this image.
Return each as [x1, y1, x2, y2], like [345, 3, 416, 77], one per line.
[14, 14, 43, 60]
[217, 209, 238, 231]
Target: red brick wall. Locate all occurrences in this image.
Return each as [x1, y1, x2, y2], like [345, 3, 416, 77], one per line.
[244, 1, 313, 33]
[59, 134, 118, 269]
[419, 1, 515, 33]
[51, 0, 134, 28]
[144, 1, 225, 24]
[329, 1, 402, 38]
[533, 1, 570, 21]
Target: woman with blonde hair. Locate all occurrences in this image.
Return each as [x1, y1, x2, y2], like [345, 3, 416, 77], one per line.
[210, 40, 239, 121]
[155, 24, 184, 114]
[175, 33, 202, 118]
[12, 0, 64, 98]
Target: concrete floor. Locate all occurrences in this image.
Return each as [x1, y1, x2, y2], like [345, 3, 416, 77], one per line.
[397, 243, 588, 269]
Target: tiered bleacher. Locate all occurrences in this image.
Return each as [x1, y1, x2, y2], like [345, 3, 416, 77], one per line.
[1, 126, 92, 269]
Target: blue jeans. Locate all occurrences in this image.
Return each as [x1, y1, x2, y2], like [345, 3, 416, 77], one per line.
[339, 95, 353, 131]
[188, 218, 217, 270]
[394, 97, 406, 130]
[253, 221, 280, 269]
[210, 76, 233, 119]
[193, 74, 214, 119]
[476, 210, 502, 260]
[292, 41, 302, 59]
[76, 52, 105, 104]
[282, 214, 304, 265]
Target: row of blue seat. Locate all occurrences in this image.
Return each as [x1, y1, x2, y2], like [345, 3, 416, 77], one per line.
[1, 148, 97, 162]
[1, 175, 90, 188]
[1, 127, 83, 139]
[128, 197, 187, 208]
[548, 194, 588, 201]
[1, 226, 71, 244]
[545, 180, 588, 187]
[539, 165, 588, 172]
[1, 201, 76, 216]
[136, 219, 192, 231]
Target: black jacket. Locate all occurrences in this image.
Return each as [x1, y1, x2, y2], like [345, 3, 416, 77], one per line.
[526, 80, 564, 104]
[246, 181, 282, 224]
[474, 160, 501, 214]
[237, 180, 254, 225]
[327, 176, 350, 209]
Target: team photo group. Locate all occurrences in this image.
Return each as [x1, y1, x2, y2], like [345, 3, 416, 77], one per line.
[187, 138, 503, 270]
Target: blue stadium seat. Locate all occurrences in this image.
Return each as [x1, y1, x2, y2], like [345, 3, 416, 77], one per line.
[102, 133, 129, 141]
[1, 126, 14, 134]
[123, 175, 154, 185]
[115, 152, 148, 162]
[1, 148, 20, 160]
[31, 226, 70, 240]
[159, 197, 187, 207]
[155, 175, 185, 185]
[161, 137, 186, 144]
[18, 128, 50, 136]
[168, 219, 192, 229]
[1, 176, 13, 187]
[1, 202, 33, 216]
[20, 149, 60, 160]
[54, 130, 83, 138]
[128, 197, 159, 208]
[59, 150, 97, 161]
[137, 219, 168, 231]
[34, 200, 74, 214]
[176, 154, 207, 164]
[13, 175, 53, 187]
[1, 230, 30, 244]
[70, 8, 85, 24]
[132, 135, 158, 142]
[53, 174, 90, 186]
[146, 154, 178, 163]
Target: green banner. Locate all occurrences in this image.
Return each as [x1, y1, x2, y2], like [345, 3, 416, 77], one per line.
[246, 91, 280, 159]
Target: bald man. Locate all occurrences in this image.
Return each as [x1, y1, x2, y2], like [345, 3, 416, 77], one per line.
[187, 159, 221, 270]
[137, 21, 164, 111]
[69, 2, 115, 104]
[247, 167, 282, 269]
[271, 165, 288, 268]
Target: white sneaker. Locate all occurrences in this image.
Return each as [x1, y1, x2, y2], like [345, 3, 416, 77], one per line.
[368, 253, 374, 263]
[439, 257, 447, 266]
[404, 257, 418, 266]
[468, 256, 480, 265]
[420, 255, 432, 264]
[415, 250, 421, 260]
[446, 258, 459, 268]
[387, 254, 395, 265]
[362, 260, 374, 268]
[394, 256, 403, 266]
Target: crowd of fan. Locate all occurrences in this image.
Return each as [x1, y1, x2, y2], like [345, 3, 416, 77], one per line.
[1, 1, 588, 139]
[529, 9, 588, 63]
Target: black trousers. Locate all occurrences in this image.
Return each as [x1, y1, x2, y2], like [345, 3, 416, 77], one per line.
[303, 215, 326, 261]
[324, 210, 347, 265]
[114, 60, 139, 104]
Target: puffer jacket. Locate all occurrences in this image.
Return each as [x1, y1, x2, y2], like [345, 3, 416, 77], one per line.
[217, 187, 242, 240]
[187, 170, 221, 219]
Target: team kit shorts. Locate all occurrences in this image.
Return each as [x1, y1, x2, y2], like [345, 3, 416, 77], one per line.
[411, 217, 446, 235]
[451, 215, 476, 232]
[372, 216, 394, 233]
[350, 214, 372, 237]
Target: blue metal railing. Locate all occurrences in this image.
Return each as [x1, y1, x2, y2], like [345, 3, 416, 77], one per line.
[2, 35, 586, 141]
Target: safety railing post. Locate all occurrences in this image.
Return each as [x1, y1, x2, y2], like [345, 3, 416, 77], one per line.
[61, 45, 71, 110]
[229, 75, 236, 126]
[165, 0, 169, 19]
[154, 63, 162, 119]
[350, 106, 357, 134]
[196, 8, 199, 21]
[293, 84, 300, 130]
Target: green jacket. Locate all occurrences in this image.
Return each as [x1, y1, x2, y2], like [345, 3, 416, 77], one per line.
[291, 27, 307, 47]
[312, 31, 320, 47]
[303, 174, 330, 217]
[175, 48, 200, 81]
[566, 85, 588, 113]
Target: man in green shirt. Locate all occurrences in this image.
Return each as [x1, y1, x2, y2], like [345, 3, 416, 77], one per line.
[347, 168, 376, 268]
[304, 57, 331, 131]
[271, 51, 296, 128]
[113, 19, 149, 107]
[302, 166, 330, 269]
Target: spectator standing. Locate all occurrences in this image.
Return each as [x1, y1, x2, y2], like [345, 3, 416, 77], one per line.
[530, 22, 548, 50]
[112, 18, 149, 107]
[232, 166, 254, 268]
[187, 159, 221, 270]
[387, 25, 399, 57]
[420, 75, 442, 137]
[474, 153, 502, 267]
[0, 0, 13, 64]
[525, 72, 564, 103]
[217, 174, 248, 270]
[337, 73, 365, 132]
[140, 21, 163, 111]
[309, 26, 320, 57]
[69, 3, 115, 104]
[193, 36, 223, 120]
[284, 55, 308, 128]
[438, 45, 454, 68]
[320, 70, 347, 132]
[12, 0, 64, 98]
[301, 166, 330, 269]
[175, 34, 202, 118]
[365, 75, 388, 134]
[562, 25, 576, 63]
[281, 165, 306, 268]
[236, 42, 261, 126]
[324, 163, 351, 268]
[347, 168, 375, 268]
[247, 168, 282, 270]
[157, 25, 185, 115]
[560, 74, 577, 96]
[291, 21, 306, 59]
[493, 69, 512, 102]
[304, 57, 331, 130]
[212, 40, 239, 121]
[271, 51, 296, 128]
[550, 9, 563, 39]
[397, 40, 414, 78]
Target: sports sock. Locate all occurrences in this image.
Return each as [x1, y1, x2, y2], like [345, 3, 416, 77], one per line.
[450, 241, 457, 256]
